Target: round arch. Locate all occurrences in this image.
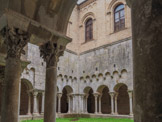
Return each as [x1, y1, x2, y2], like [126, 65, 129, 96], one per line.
[97, 85, 111, 114]
[61, 85, 73, 113]
[114, 83, 130, 115]
[84, 86, 95, 113]
[20, 79, 33, 115]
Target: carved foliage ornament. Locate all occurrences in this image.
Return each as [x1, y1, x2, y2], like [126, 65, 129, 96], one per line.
[1, 27, 30, 59]
[40, 41, 65, 68]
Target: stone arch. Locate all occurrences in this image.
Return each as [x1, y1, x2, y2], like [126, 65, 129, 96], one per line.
[30, 67, 35, 85]
[121, 69, 128, 79]
[97, 85, 111, 114]
[84, 86, 95, 113]
[20, 79, 33, 115]
[79, 11, 97, 42]
[107, 0, 126, 33]
[114, 83, 130, 115]
[98, 73, 104, 80]
[113, 71, 120, 83]
[61, 85, 73, 113]
[81, 12, 96, 25]
[107, 0, 126, 13]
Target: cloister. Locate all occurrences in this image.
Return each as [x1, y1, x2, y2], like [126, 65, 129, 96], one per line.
[0, 0, 162, 122]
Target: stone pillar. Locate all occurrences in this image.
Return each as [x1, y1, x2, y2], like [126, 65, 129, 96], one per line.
[40, 41, 67, 122]
[98, 95, 102, 114]
[127, 1, 162, 121]
[128, 90, 133, 115]
[80, 94, 84, 113]
[0, 27, 29, 122]
[33, 91, 39, 115]
[68, 95, 71, 113]
[94, 94, 98, 114]
[41, 92, 45, 114]
[85, 94, 89, 113]
[27, 92, 32, 115]
[57, 93, 62, 114]
[114, 93, 118, 115]
[109, 92, 115, 115]
[71, 96, 73, 113]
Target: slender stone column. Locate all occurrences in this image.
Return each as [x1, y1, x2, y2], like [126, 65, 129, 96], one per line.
[85, 94, 89, 113]
[40, 41, 66, 122]
[128, 90, 133, 115]
[114, 93, 118, 115]
[27, 92, 32, 115]
[57, 93, 62, 114]
[33, 91, 39, 115]
[71, 96, 73, 113]
[0, 27, 29, 122]
[98, 95, 102, 114]
[80, 94, 84, 113]
[94, 94, 98, 114]
[41, 92, 45, 114]
[109, 92, 115, 115]
[68, 95, 71, 113]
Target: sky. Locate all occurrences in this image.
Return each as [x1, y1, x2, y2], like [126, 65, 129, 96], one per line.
[77, 0, 86, 4]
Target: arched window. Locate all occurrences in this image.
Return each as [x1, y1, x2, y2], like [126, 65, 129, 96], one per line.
[114, 4, 125, 32]
[85, 18, 93, 42]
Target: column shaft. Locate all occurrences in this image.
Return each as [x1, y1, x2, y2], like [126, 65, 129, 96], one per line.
[44, 67, 57, 122]
[41, 92, 45, 114]
[0, 27, 29, 122]
[94, 95, 98, 114]
[131, 1, 162, 121]
[110, 93, 115, 114]
[1, 58, 21, 122]
[58, 94, 62, 113]
[99, 96, 102, 114]
[27, 93, 31, 115]
[114, 93, 118, 114]
[68, 96, 71, 113]
[33, 92, 39, 115]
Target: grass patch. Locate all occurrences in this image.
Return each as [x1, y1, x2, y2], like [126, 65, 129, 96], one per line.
[21, 118, 134, 122]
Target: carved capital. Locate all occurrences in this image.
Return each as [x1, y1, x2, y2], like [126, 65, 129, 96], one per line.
[1, 27, 30, 59]
[40, 41, 65, 68]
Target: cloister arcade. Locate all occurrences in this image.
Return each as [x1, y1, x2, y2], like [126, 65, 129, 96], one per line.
[7, 75, 132, 117]
[0, 0, 161, 122]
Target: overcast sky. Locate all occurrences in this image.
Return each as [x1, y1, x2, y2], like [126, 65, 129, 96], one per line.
[77, 0, 86, 4]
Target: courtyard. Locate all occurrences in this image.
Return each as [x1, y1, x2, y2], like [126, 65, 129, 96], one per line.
[21, 118, 134, 122]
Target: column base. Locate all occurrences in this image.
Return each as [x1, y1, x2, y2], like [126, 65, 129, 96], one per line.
[40, 112, 44, 115]
[27, 113, 32, 116]
[33, 113, 40, 116]
[111, 112, 115, 115]
[129, 113, 133, 116]
[114, 113, 118, 115]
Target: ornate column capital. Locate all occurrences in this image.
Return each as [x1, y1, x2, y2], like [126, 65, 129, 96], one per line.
[109, 92, 115, 97]
[1, 26, 30, 59]
[57, 93, 62, 99]
[94, 93, 99, 98]
[32, 91, 38, 97]
[115, 92, 118, 99]
[128, 90, 133, 98]
[40, 41, 65, 68]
